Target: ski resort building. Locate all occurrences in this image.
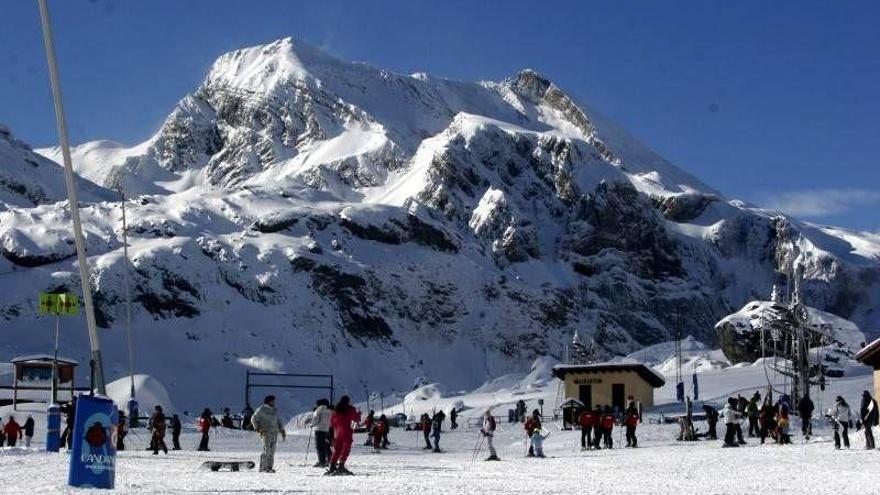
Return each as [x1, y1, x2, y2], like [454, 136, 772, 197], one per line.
[0, 354, 84, 408]
[855, 338, 880, 399]
[552, 363, 665, 411]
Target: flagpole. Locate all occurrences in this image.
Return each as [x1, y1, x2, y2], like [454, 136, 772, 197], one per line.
[37, 0, 106, 395]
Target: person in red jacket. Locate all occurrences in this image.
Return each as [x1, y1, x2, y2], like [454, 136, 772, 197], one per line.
[578, 408, 597, 451]
[371, 416, 386, 452]
[624, 405, 640, 448]
[327, 395, 361, 476]
[4, 416, 23, 447]
[600, 406, 615, 449]
[197, 408, 212, 451]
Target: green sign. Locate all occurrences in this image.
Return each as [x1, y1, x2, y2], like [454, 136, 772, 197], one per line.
[39, 293, 79, 316]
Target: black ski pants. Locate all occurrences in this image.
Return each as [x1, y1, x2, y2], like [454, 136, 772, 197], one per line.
[626, 425, 637, 447]
[580, 425, 592, 448]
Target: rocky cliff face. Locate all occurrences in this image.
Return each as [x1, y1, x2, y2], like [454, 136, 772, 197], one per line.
[2, 37, 876, 409]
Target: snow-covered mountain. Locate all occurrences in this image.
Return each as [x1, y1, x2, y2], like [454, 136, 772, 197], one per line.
[2, 37, 877, 410]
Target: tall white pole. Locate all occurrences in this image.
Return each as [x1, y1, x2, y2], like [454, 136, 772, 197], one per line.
[120, 189, 136, 399]
[37, 0, 106, 395]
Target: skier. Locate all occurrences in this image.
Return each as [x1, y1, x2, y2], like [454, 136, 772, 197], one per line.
[327, 395, 361, 475]
[481, 409, 499, 461]
[431, 411, 443, 453]
[747, 394, 760, 437]
[624, 404, 640, 447]
[371, 415, 386, 452]
[734, 395, 747, 445]
[363, 410, 375, 446]
[722, 398, 741, 447]
[702, 405, 719, 440]
[830, 396, 852, 449]
[116, 411, 127, 451]
[60, 397, 77, 449]
[600, 406, 615, 449]
[197, 408, 212, 451]
[591, 405, 604, 449]
[221, 408, 235, 429]
[776, 402, 791, 444]
[242, 404, 254, 431]
[450, 407, 458, 430]
[252, 395, 286, 473]
[516, 400, 527, 423]
[23, 415, 35, 448]
[525, 409, 545, 457]
[3, 416, 22, 447]
[797, 394, 815, 439]
[420, 413, 432, 449]
[149, 406, 169, 455]
[758, 399, 777, 444]
[577, 407, 596, 450]
[379, 414, 390, 448]
[170, 414, 182, 450]
[311, 399, 332, 467]
[860, 391, 878, 449]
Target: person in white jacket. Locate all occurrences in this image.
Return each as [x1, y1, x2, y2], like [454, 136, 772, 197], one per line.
[252, 395, 286, 472]
[722, 398, 741, 447]
[311, 399, 333, 467]
[830, 396, 851, 449]
[481, 410, 500, 461]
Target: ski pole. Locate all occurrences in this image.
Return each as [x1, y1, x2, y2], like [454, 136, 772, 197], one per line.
[470, 432, 483, 464]
[302, 427, 313, 467]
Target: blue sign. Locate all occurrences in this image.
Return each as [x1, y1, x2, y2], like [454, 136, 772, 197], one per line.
[68, 395, 118, 489]
[46, 403, 61, 452]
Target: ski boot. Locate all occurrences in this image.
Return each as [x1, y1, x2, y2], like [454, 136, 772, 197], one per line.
[336, 463, 353, 475]
[324, 462, 338, 476]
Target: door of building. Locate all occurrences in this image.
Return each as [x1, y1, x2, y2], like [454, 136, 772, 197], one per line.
[578, 384, 592, 410]
[612, 383, 625, 412]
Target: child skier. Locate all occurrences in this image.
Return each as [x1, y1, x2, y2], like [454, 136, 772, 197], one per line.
[23, 415, 35, 448]
[371, 415, 386, 452]
[3, 416, 22, 447]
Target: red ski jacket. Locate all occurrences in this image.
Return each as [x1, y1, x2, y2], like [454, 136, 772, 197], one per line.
[578, 411, 596, 427]
[331, 406, 362, 442]
[198, 417, 211, 433]
[3, 420, 22, 438]
[624, 413, 639, 427]
[600, 414, 615, 429]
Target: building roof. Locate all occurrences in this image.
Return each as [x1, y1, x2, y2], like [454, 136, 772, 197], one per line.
[11, 354, 78, 366]
[856, 338, 880, 367]
[552, 362, 666, 388]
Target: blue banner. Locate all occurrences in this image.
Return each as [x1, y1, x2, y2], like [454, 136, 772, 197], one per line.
[68, 395, 118, 489]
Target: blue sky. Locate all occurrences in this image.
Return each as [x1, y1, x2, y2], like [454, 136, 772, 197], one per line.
[1, 0, 878, 231]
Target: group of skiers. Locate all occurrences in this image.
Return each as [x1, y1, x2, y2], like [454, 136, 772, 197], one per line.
[699, 389, 880, 450]
[576, 400, 641, 451]
[0, 415, 34, 447]
[417, 410, 447, 453]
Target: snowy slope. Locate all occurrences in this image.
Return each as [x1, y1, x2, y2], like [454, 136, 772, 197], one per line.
[0, 36, 873, 413]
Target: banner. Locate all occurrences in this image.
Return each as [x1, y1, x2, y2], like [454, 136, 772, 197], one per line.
[68, 395, 117, 489]
[39, 293, 79, 316]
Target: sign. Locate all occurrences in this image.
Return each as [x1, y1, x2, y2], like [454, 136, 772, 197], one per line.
[46, 403, 61, 452]
[68, 395, 117, 489]
[39, 293, 79, 316]
[573, 378, 603, 385]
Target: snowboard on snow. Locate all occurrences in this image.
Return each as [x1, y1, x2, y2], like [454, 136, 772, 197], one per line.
[200, 460, 256, 472]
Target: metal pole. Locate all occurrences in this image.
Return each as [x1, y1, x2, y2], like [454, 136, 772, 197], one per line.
[37, 0, 106, 395]
[120, 189, 135, 399]
[52, 315, 60, 404]
[245, 371, 250, 407]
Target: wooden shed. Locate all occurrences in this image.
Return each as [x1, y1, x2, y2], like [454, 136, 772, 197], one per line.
[552, 362, 665, 411]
